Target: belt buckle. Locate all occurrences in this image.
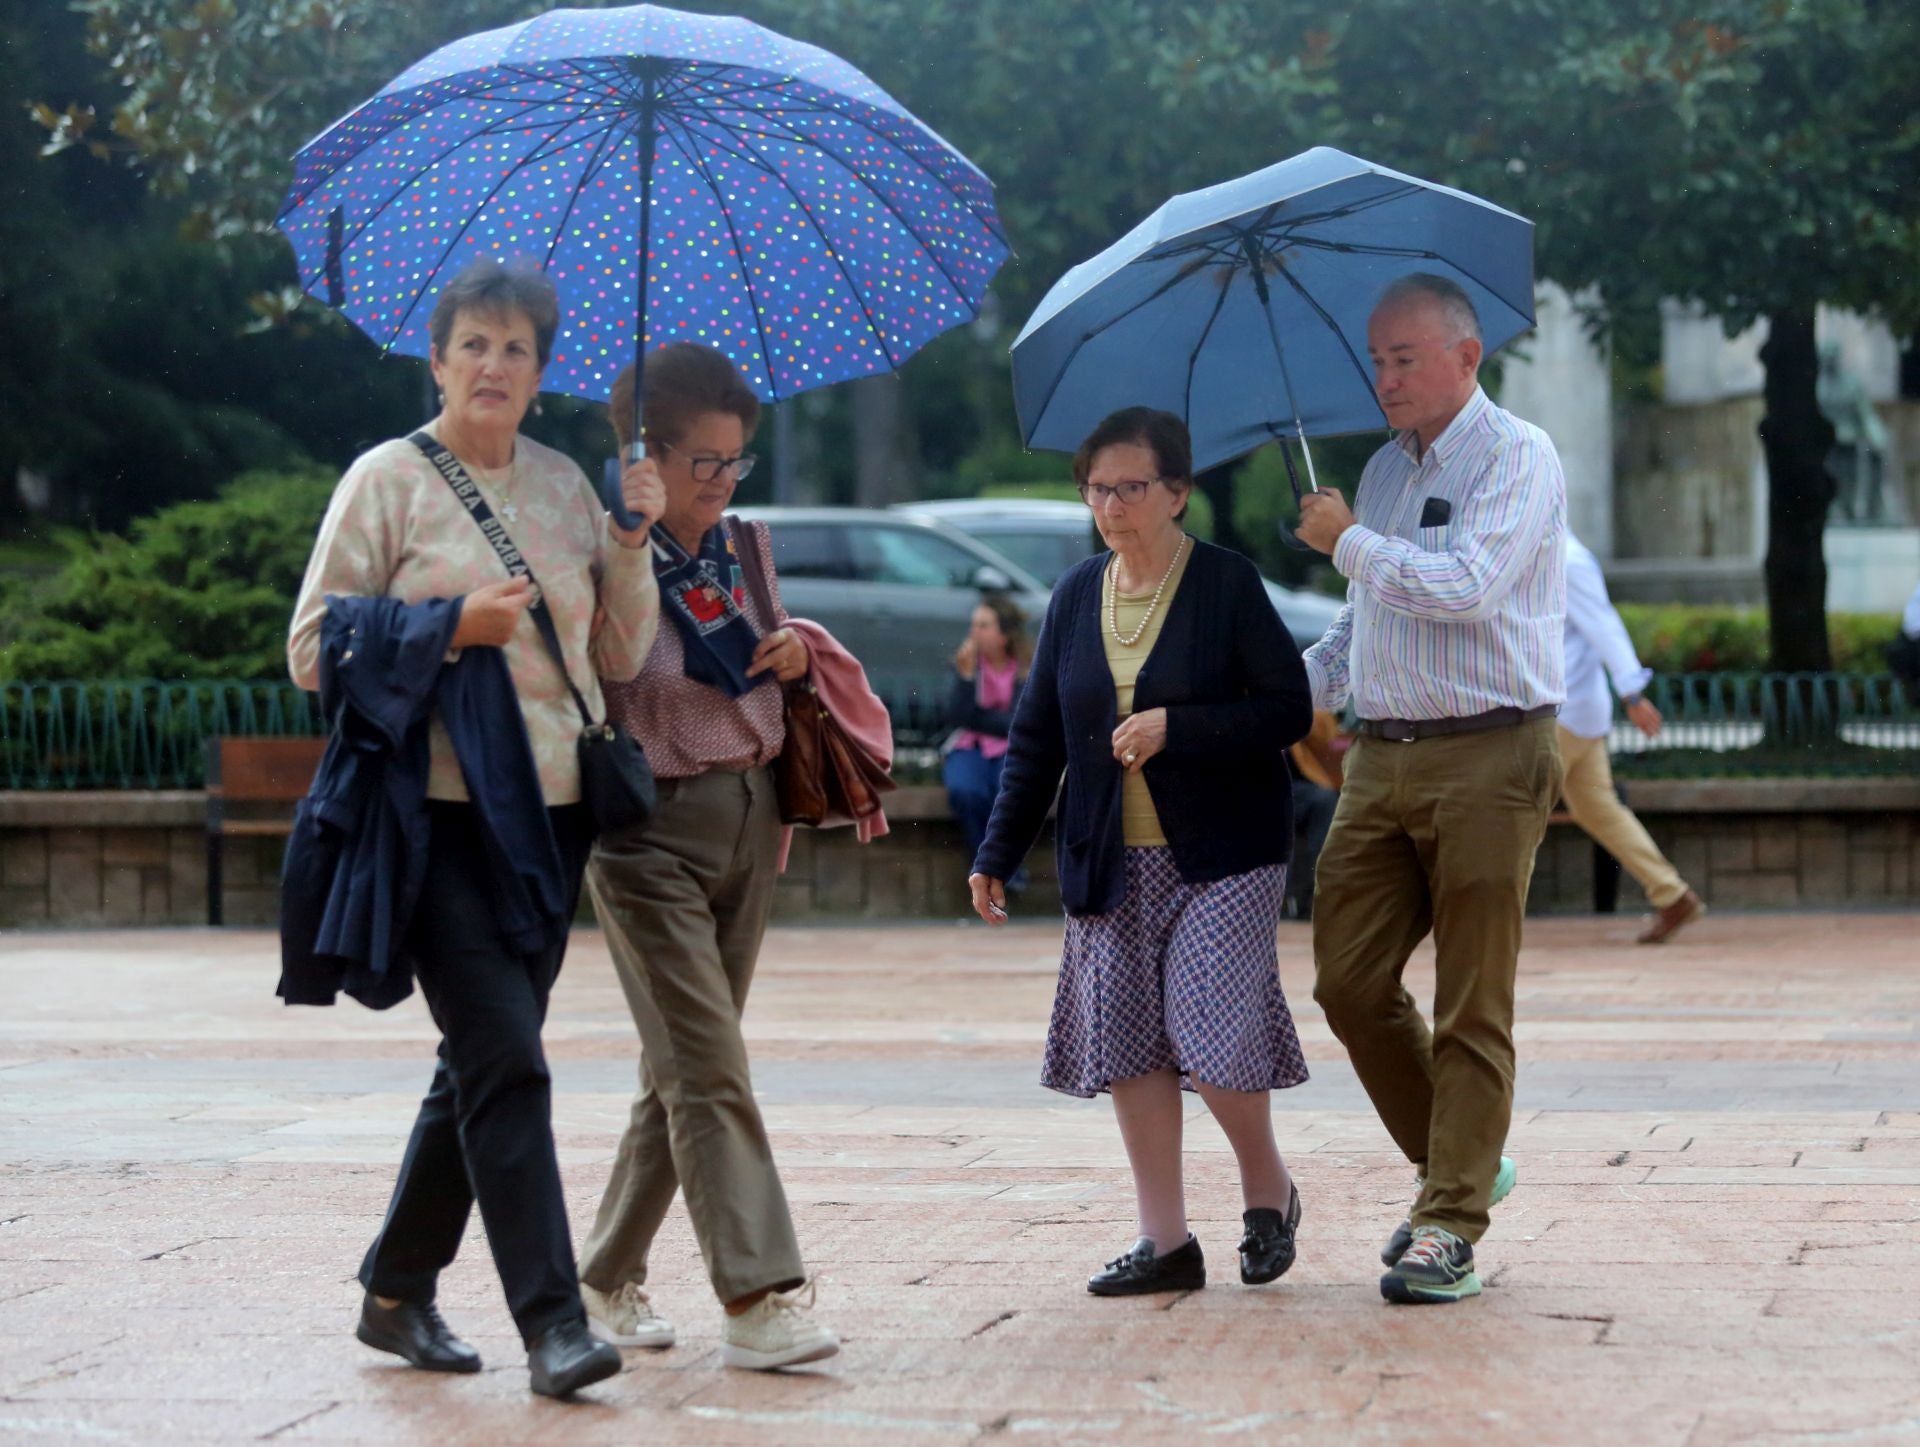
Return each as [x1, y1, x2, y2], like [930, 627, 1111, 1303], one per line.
[1389, 721, 1417, 744]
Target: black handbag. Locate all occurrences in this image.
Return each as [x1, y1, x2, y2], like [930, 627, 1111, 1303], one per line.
[410, 431, 655, 835]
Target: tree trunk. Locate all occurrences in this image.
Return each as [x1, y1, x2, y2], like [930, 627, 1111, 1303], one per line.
[849, 372, 916, 507]
[1758, 303, 1836, 672]
[1194, 458, 1246, 555]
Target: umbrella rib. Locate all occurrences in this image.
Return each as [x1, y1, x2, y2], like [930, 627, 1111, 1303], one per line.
[1021, 260, 1219, 444]
[715, 119, 903, 369]
[1268, 262, 1384, 434]
[312, 104, 604, 251]
[337, 113, 626, 265]
[1283, 238, 1535, 326]
[1182, 267, 1238, 427]
[741, 98, 1008, 249]
[537, 117, 626, 274]
[370, 115, 633, 352]
[729, 105, 988, 311]
[659, 126, 786, 398]
[286, 93, 575, 220]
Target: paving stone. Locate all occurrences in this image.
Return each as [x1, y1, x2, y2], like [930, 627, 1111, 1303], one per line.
[0, 912, 1915, 1441]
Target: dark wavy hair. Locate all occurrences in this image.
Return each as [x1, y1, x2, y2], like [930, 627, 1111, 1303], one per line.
[1070, 406, 1195, 521]
[609, 343, 761, 452]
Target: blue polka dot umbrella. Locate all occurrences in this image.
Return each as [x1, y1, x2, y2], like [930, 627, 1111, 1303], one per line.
[274, 4, 1009, 520]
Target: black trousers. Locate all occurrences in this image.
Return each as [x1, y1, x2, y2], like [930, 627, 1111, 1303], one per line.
[359, 801, 592, 1345]
[1287, 780, 1340, 918]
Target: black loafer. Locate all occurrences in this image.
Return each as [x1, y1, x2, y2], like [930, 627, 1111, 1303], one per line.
[356, 1293, 482, 1373]
[1087, 1235, 1206, 1296]
[1239, 1186, 1303, 1285]
[528, 1318, 622, 1399]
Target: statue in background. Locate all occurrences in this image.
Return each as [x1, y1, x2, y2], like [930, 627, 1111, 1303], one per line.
[1818, 340, 1895, 525]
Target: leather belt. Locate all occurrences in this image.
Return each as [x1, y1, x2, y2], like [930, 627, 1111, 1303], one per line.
[1355, 704, 1558, 744]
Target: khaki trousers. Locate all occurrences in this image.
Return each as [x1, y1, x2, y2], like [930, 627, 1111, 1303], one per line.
[1311, 717, 1562, 1242]
[1555, 726, 1689, 909]
[578, 766, 805, 1304]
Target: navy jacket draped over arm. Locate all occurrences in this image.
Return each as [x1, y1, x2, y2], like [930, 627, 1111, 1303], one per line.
[278, 594, 571, 1009]
[972, 539, 1313, 916]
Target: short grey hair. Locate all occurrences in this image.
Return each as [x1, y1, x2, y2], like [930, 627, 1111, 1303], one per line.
[1377, 272, 1481, 345]
[428, 258, 561, 367]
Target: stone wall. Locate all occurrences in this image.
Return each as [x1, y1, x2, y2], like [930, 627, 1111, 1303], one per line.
[3, 781, 1915, 930]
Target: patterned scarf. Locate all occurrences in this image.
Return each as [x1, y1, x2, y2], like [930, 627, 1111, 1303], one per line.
[650, 520, 772, 699]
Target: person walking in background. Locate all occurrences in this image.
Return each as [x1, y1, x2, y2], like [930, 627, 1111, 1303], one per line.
[577, 342, 839, 1372]
[286, 259, 661, 1398]
[1296, 273, 1565, 1307]
[1560, 533, 1704, 944]
[1283, 711, 1347, 921]
[943, 596, 1030, 873]
[969, 406, 1315, 1298]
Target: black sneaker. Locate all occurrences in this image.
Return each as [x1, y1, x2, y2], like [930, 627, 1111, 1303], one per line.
[1239, 1185, 1303, 1285]
[1087, 1235, 1205, 1296]
[1380, 1226, 1480, 1305]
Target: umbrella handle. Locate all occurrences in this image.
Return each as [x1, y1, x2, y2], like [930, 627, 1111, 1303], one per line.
[1277, 436, 1315, 551]
[601, 445, 646, 532]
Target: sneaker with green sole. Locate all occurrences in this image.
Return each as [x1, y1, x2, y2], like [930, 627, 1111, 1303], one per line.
[1380, 1225, 1480, 1304]
[1380, 1155, 1515, 1267]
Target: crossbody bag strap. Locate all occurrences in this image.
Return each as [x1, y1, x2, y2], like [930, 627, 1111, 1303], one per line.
[726, 515, 779, 635]
[409, 430, 597, 728]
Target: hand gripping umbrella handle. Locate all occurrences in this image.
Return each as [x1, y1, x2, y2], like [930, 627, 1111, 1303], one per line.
[602, 440, 647, 532]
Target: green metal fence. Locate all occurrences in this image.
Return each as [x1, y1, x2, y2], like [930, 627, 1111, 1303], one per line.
[1607, 671, 1920, 777]
[0, 681, 326, 790]
[1, 670, 1915, 790]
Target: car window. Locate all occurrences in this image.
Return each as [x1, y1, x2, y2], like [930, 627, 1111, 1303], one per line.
[966, 527, 1093, 586]
[763, 524, 850, 580]
[848, 526, 987, 588]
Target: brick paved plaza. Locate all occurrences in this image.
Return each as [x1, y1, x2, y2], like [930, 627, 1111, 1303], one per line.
[2, 911, 1917, 1444]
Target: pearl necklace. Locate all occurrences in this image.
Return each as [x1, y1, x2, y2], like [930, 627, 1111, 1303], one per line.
[1107, 533, 1190, 648]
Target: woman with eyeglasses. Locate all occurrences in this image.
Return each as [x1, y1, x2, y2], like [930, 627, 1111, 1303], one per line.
[968, 406, 1316, 1297]
[576, 342, 838, 1371]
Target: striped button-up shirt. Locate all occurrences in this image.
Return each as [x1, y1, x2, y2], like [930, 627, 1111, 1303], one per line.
[1304, 387, 1566, 721]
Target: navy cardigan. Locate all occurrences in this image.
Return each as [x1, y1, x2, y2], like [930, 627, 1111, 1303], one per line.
[972, 539, 1313, 916]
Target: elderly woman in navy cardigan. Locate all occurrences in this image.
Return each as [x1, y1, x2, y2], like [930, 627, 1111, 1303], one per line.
[969, 407, 1314, 1296]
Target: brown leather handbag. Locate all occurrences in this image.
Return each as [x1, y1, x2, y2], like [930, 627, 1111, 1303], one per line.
[728, 518, 893, 827]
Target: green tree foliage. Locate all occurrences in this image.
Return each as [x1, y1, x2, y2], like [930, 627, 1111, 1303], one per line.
[25, 0, 1920, 676]
[0, 468, 336, 680]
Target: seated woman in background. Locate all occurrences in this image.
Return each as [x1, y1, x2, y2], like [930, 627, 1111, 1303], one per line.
[943, 595, 1030, 872]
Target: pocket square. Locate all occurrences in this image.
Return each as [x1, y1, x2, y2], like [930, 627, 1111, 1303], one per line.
[1419, 496, 1454, 528]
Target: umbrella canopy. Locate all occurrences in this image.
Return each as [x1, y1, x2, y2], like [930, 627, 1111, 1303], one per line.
[275, 5, 1009, 409]
[1010, 147, 1534, 473]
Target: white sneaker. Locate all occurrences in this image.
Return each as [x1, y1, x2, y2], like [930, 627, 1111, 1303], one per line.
[719, 1280, 840, 1371]
[582, 1281, 676, 1349]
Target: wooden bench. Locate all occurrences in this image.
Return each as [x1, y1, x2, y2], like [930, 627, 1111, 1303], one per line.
[205, 736, 327, 926]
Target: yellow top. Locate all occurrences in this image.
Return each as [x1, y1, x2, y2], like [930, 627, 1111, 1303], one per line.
[1101, 539, 1193, 847]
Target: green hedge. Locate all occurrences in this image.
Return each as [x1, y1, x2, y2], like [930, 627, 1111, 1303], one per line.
[1617, 605, 1901, 675]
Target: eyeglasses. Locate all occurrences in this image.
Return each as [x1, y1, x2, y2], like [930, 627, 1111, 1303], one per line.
[656, 438, 758, 483]
[1077, 478, 1163, 506]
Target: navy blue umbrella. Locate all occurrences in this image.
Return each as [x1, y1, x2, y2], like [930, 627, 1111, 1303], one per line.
[1010, 147, 1534, 477]
[275, 4, 1008, 522]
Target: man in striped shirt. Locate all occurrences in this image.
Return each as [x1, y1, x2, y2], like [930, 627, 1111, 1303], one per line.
[1296, 273, 1566, 1307]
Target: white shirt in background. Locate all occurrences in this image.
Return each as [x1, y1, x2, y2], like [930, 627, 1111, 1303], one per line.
[1560, 534, 1652, 741]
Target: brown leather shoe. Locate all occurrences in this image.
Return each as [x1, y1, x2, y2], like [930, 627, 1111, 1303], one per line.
[1637, 888, 1705, 945]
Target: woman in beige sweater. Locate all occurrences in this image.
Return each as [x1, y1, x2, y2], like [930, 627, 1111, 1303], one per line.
[288, 258, 662, 1399]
